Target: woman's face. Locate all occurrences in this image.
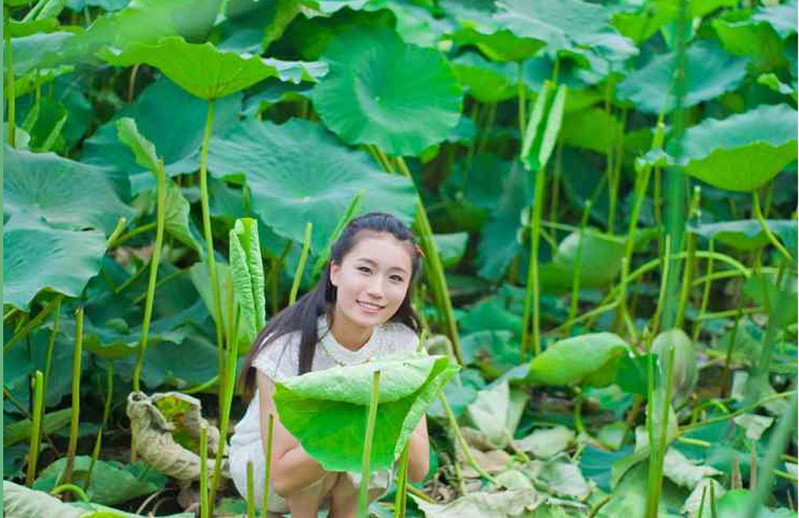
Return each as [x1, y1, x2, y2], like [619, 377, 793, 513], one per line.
[329, 232, 413, 330]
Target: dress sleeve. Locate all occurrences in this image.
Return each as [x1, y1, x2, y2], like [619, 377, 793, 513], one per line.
[251, 333, 295, 380]
[394, 324, 420, 354]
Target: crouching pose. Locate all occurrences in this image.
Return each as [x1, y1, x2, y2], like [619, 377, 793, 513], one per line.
[229, 212, 430, 518]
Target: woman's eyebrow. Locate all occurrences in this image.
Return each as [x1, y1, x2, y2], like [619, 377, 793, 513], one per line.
[355, 257, 409, 275]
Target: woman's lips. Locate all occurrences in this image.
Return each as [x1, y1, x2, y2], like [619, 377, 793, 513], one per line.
[357, 300, 384, 314]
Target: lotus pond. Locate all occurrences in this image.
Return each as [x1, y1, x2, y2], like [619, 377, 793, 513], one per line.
[2, 0, 798, 516]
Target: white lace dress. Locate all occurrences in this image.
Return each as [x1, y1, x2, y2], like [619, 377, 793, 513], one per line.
[228, 314, 419, 513]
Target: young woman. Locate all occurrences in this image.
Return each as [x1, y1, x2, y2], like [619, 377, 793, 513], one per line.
[229, 212, 430, 518]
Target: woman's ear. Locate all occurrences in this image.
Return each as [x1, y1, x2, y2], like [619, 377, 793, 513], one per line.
[329, 259, 339, 287]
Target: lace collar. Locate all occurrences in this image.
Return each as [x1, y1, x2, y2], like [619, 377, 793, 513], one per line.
[317, 314, 384, 366]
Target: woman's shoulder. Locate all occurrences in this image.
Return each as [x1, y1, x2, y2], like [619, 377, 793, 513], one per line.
[251, 329, 302, 379]
[379, 320, 419, 354]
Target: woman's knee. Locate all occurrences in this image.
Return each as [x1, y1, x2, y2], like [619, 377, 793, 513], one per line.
[275, 470, 339, 501]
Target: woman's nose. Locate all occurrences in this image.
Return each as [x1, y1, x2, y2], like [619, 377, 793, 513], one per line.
[366, 277, 385, 298]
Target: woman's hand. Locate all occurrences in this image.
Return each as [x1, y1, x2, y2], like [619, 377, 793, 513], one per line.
[406, 415, 430, 482]
[256, 372, 328, 497]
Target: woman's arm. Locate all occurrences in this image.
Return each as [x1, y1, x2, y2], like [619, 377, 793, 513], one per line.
[406, 415, 430, 482]
[256, 371, 328, 496]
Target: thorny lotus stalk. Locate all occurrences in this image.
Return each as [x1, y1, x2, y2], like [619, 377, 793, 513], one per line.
[262, 412, 275, 515]
[26, 370, 44, 486]
[4, 294, 65, 354]
[395, 156, 463, 365]
[197, 100, 226, 410]
[565, 200, 592, 336]
[358, 370, 381, 518]
[85, 361, 114, 491]
[61, 306, 84, 490]
[133, 157, 168, 392]
[42, 297, 61, 403]
[246, 460, 256, 518]
[394, 443, 410, 518]
[200, 424, 209, 518]
[289, 222, 313, 305]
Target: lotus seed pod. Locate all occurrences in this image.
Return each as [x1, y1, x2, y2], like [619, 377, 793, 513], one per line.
[651, 329, 698, 403]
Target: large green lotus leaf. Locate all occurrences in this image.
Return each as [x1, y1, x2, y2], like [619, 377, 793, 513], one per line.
[752, 0, 797, 39]
[617, 40, 748, 114]
[61, 0, 220, 61]
[690, 219, 797, 254]
[441, 0, 541, 62]
[713, 489, 796, 518]
[434, 232, 469, 269]
[464, 379, 529, 449]
[475, 160, 532, 282]
[3, 221, 107, 310]
[273, 352, 459, 472]
[9, 32, 74, 76]
[539, 229, 626, 293]
[560, 108, 624, 154]
[82, 77, 241, 197]
[713, 11, 787, 72]
[495, 0, 637, 63]
[679, 103, 798, 192]
[34, 456, 165, 505]
[99, 35, 327, 100]
[56, 299, 209, 360]
[612, 0, 679, 44]
[4, 146, 133, 234]
[141, 333, 219, 389]
[459, 297, 523, 338]
[452, 52, 518, 103]
[229, 218, 266, 347]
[526, 332, 630, 387]
[310, 26, 462, 156]
[206, 118, 418, 255]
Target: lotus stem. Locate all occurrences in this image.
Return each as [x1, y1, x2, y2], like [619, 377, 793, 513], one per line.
[565, 201, 592, 336]
[517, 61, 526, 136]
[25, 371, 44, 486]
[268, 240, 294, 316]
[209, 277, 241, 514]
[753, 192, 793, 263]
[691, 238, 714, 341]
[358, 370, 381, 518]
[521, 165, 547, 358]
[200, 424, 209, 518]
[41, 297, 61, 403]
[6, 28, 16, 147]
[439, 394, 498, 486]
[395, 156, 463, 365]
[198, 99, 226, 412]
[720, 279, 745, 398]
[61, 306, 84, 490]
[262, 412, 274, 516]
[183, 375, 219, 395]
[680, 390, 794, 433]
[394, 443, 410, 518]
[549, 144, 564, 232]
[675, 186, 701, 329]
[4, 294, 65, 354]
[131, 270, 186, 304]
[745, 391, 799, 518]
[650, 236, 672, 336]
[133, 158, 167, 393]
[246, 460, 256, 518]
[109, 221, 157, 249]
[113, 261, 150, 295]
[85, 360, 113, 491]
[105, 217, 127, 248]
[50, 484, 90, 502]
[127, 64, 140, 104]
[573, 387, 587, 436]
[289, 222, 313, 305]
[645, 343, 676, 518]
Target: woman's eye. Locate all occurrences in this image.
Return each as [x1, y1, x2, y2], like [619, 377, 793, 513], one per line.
[357, 266, 371, 273]
[391, 275, 404, 282]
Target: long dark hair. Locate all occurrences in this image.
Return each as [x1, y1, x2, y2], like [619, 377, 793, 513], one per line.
[239, 211, 424, 396]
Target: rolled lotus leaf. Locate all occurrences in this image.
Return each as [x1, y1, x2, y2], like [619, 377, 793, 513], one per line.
[126, 391, 221, 481]
[3, 480, 86, 518]
[273, 352, 459, 472]
[229, 218, 266, 349]
[651, 329, 698, 403]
